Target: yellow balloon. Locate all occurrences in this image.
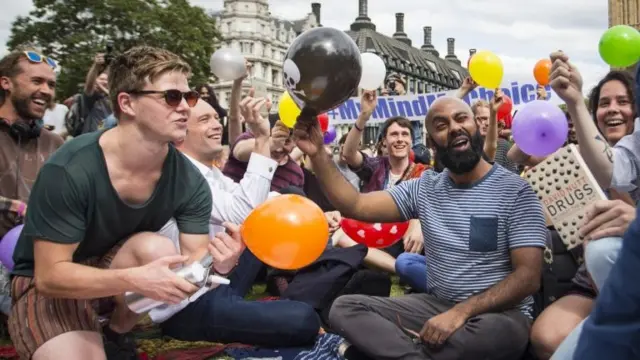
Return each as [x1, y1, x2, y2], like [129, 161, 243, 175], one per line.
[278, 92, 301, 128]
[469, 50, 504, 89]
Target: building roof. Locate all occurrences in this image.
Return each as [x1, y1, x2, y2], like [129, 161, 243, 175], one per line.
[209, 10, 310, 36]
[345, 27, 468, 89]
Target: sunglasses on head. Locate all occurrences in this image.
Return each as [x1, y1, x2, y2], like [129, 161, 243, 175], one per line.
[128, 89, 200, 107]
[23, 51, 57, 68]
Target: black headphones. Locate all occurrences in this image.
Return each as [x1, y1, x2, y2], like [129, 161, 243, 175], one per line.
[0, 118, 42, 141]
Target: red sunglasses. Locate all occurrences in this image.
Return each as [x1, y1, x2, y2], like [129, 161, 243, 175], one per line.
[128, 89, 200, 107]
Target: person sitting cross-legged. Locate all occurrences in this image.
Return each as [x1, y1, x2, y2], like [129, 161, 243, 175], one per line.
[154, 94, 321, 347]
[293, 96, 547, 360]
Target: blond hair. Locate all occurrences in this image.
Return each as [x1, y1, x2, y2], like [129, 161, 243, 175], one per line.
[470, 100, 490, 116]
[108, 46, 191, 116]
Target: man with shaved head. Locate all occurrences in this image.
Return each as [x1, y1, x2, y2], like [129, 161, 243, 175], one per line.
[153, 96, 321, 347]
[293, 96, 547, 359]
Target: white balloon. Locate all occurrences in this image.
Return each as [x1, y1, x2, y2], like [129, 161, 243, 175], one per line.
[358, 53, 386, 90]
[210, 48, 246, 81]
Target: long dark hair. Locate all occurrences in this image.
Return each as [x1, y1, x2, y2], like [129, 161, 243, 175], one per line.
[196, 84, 227, 118]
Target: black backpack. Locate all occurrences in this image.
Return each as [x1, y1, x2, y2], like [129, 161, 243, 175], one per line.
[64, 93, 91, 137]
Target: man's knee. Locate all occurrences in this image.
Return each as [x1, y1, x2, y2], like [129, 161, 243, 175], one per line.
[112, 232, 178, 268]
[328, 294, 365, 330]
[395, 252, 422, 273]
[585, 237, 623, 289]
[283, 302, 321, 343]
[32, 331, 105, 360]
[458, 312, 530, 358]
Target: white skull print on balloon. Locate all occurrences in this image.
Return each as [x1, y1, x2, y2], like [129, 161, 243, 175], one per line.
[283, 59, 301, 91]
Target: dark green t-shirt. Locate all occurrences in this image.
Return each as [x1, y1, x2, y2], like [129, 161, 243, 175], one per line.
[12, 131, 212, 277]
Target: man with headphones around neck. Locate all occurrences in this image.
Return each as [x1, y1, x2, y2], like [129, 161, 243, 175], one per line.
[0, 49, 63, 241]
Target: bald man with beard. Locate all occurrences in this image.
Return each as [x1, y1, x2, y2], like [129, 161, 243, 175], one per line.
[293, 96, 547, 360]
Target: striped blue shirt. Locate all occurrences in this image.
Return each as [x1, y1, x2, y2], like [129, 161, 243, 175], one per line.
[388, 164, 547, 317]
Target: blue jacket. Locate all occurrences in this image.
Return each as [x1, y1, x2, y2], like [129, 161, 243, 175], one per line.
[574, 206, 640, 359]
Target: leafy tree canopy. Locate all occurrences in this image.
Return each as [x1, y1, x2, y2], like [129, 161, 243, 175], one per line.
[8, 0, 220, 100]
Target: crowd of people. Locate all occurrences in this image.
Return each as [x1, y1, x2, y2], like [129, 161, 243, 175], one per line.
[0, 43, 639, 360]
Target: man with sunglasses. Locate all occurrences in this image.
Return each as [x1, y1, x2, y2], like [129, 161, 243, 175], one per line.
[8, 46, 243, 360]
[0, 49, 64, 321]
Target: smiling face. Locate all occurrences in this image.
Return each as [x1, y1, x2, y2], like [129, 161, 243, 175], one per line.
[95, 72, 108, 92]
[382, 119, 413, 160]
[181, 99, 223, 162]
[427, 97, 484, 174]
[596, 79, 635, 145]
[0, 58, 56, 121]
[199, 85, 210, 100]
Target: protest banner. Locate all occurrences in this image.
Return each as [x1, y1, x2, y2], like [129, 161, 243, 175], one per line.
[327, 82, 558, 125]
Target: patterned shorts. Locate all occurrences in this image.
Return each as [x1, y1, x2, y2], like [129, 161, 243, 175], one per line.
[8, 243, 122, 359]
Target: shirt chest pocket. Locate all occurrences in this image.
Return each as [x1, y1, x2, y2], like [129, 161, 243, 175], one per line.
[469, 216, 499, 252]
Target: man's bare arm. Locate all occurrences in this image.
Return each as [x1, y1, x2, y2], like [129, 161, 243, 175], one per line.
[308, 150, 402, 222]
[484, 111, 499, 161]
[227, 79, 245, 147]
[507, 144, 545, 167]
[342, 111, 371, 169]
[178, 233, 210, 263]
[84, 55, 105, 96]
[34, 240, 135, 299]
[453, 247, 542, 318]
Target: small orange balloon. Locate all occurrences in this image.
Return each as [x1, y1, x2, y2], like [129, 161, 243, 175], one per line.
[533, 59, 552, 86]
[241, 194, 328, 270]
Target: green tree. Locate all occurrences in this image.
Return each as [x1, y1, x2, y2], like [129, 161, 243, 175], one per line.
[7, 0, 220, 100]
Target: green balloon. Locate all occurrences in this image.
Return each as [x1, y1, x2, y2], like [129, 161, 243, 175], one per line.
[599, 25, 640, 68]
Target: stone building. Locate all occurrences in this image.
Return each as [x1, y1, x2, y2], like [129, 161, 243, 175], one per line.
[608, 0, 640, 72]
[212, 0, 471, 146]
[609, 0, 640, 30]
[211, 0, 321, 109]
[339, 0, 471, 145]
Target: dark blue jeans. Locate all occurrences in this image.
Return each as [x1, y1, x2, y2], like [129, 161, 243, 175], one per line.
[161, 249, 320, 348]
[395, 253, 428, 293]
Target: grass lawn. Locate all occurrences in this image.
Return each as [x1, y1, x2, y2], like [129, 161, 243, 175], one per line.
[0, 278, 405, 359]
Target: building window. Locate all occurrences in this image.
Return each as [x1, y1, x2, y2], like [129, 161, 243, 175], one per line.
[262, 67, 268, 80]
[409, 78, 415, 93]
[417, 82, 424, 94]
[240, 41, 254, 55]
[426, 60, 437, 72]
[272, 70, 279, 86]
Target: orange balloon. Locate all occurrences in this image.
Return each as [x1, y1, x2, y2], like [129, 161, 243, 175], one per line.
[533, 59, 552, 86]
[241, 194, 328, 270]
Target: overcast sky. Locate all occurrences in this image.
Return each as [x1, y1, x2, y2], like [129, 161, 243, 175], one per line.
[2, 0, 611, 91]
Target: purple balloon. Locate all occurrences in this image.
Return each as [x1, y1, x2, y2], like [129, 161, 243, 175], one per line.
[0, 224, 22, 270]
[512, 100, 568, 157]
[323, 125, 337, 144]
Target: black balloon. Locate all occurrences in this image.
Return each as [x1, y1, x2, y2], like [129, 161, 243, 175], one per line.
[282, 27, 362, 114]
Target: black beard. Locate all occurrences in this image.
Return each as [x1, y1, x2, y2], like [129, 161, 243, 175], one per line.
[432, 129, 484, 175]
[11, 91, 42, 122]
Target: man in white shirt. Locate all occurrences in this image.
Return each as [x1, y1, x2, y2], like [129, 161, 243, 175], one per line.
[153, 97, 321, 347]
